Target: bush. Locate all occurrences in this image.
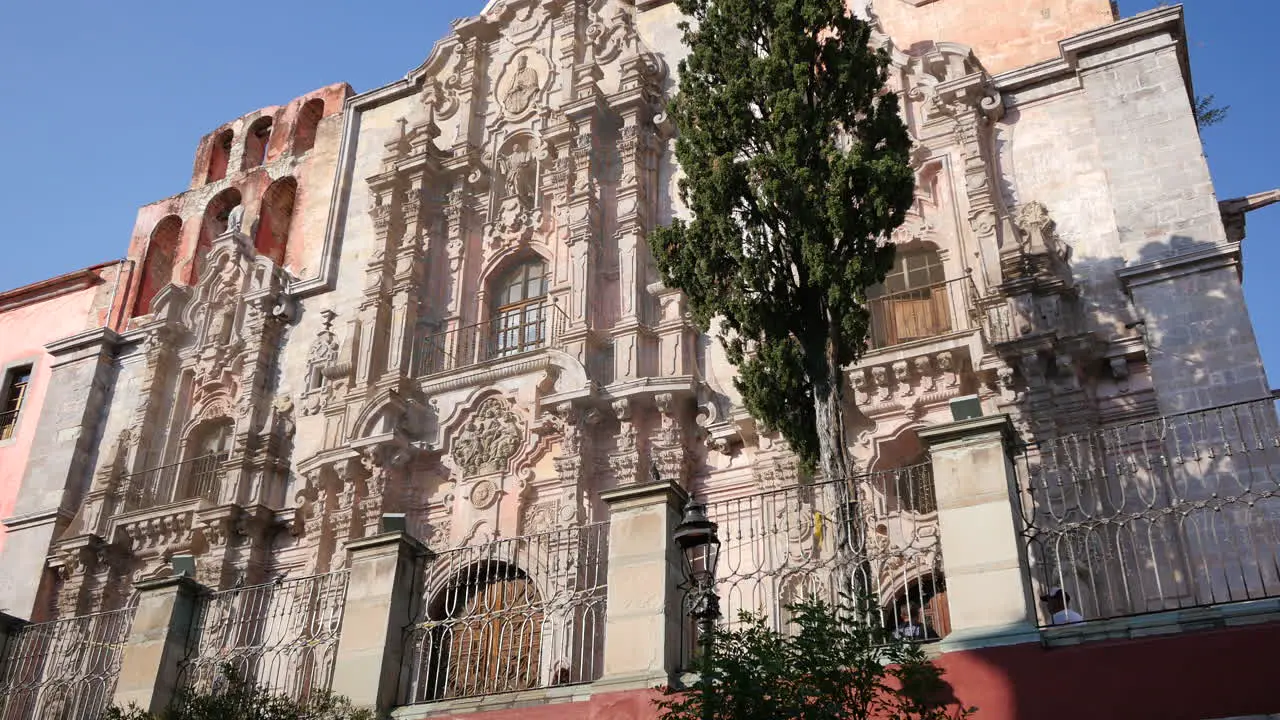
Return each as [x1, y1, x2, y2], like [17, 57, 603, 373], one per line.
[104, 667, 373, 720]
[657, 599, 975, 720]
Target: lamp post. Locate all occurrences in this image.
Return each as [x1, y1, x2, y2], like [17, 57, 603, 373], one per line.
[674, 497, 721, 720]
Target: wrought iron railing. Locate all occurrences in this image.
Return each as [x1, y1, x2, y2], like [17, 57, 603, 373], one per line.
[0, 604, 137, 720]
[682, 463, 946, 667]
[122, 453, 226, 511]
[866, 277, 980, 351]
[179, 570, 349, 702]
[415, 301, 571, 377]
[0, 409, 19, 441]
[1019, 397, 1280, 627]
[401, 522, 609, 705]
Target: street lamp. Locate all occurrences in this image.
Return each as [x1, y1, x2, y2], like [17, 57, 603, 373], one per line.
[674, 495, 722, 710]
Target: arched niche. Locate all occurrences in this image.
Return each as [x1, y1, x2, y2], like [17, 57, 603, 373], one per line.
[134, 215, 182, 316]
[255, 176, 297, 266]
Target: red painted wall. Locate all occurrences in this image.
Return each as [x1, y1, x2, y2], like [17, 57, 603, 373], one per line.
[407, 622, 1280, 720]
[934, 622, 1280, 720]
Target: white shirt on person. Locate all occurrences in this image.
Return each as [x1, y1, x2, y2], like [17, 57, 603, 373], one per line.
[1051, 608, 1084, 625]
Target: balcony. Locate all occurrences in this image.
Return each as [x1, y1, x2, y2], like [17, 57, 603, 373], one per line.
[415, 302, 570, 378]
[122, 453, 226, 511]
[866, 276, 980, 353]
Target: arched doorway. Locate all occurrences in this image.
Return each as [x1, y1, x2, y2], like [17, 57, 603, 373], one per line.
[420, 562, 543, 700]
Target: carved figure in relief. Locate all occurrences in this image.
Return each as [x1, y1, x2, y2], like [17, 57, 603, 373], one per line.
[452, 398, 524, 476]
[500, 56, 540, 115]
[499, 142, 537, 204]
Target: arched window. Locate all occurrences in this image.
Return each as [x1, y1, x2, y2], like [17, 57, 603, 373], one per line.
[868, 247, 950, 348]
[292, 98, 324, 155]
[418, 563, 543, 701]
[255, 177, 297, 266]
[195, 189, 242, 281]
[182, 418, 233, 502]
[489, 259, 549, 359]
[206, 129, 233, 183]
[243, 117, 273, 170]
[134, 215, 182, 316]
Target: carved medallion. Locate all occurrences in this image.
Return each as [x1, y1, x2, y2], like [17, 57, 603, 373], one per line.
[495, 51, 547, 117]
[470, 478, 499, 510]
[452, 397, 524, 477]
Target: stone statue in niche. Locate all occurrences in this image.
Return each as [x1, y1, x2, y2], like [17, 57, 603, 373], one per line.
[226, 204, 245, 235]
[499, 142, 537, 205]
[500, 55, 540, 115]
[452, 398, 524, 477]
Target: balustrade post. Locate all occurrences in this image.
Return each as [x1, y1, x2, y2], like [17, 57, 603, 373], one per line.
[599, 479, 688, 689]
[112, 576, 204, 713]
[330, 531, 424, 714]
[919, 415, 1041, 649]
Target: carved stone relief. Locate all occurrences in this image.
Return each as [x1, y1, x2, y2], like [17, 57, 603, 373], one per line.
[452, 396, 524, 477]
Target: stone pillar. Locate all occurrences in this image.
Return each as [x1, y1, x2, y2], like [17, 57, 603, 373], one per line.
[599, 479, 688, 688]
[112, 576, 203, 713]
[330, 531, 423, 714]
[0, 328, 119, 620]
[919, 415, 1040, 649]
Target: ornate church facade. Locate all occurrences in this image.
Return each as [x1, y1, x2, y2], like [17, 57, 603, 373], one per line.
[3, 1, 1280, 719]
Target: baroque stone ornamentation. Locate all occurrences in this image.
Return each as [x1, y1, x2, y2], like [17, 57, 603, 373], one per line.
[452, 397, 524, 477]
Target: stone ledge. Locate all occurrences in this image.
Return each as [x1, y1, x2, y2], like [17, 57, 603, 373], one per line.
[1, 506, 71, 532]
[45, 326, 121, 366]
[1116, 242, 1242, 290]
[390, 683, 597, 719]
[918, 414, 1015, 450]
[600, 479, 688, 510]
[1041, 598, 1280, 648]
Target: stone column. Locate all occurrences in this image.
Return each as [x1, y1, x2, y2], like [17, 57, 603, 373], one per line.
[599, 479, 688, 688]
[0, 327, 119, 620]
[112, 576, 204, 713]
[919, 415, 1040, 649]
[329, 531, 423, 714]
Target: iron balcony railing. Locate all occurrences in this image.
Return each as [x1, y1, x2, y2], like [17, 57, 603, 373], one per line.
[415, 302, 571, 378]
[682, 463, 946, 668]
[122, 453, 226, 511]
[0, 409, 19, 441]
[0, 604, 137, 720]
[401, 522, 609, 705]
[179, 570, 350, 703]
[1019, 397, 1280, 627]
[866, 277, 981, 352]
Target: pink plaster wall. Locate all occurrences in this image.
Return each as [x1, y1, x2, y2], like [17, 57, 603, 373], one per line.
[870, 0, 1116, 75]
[0, 268, 116, 555]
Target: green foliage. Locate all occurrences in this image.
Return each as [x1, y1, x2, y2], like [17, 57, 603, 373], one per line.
[657, 599, 974, 720]
[1193, 94, 1229, 129]
[102, 667, 373, 720]
[650, 0, 914, 472]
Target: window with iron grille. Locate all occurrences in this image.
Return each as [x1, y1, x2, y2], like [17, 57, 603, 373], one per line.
[0, 364, 32, 441]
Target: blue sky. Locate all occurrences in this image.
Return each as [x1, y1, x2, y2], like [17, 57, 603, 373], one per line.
[1, 1, 1276, 380]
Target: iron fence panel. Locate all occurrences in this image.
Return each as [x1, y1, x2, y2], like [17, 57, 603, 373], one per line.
[400, 522, 609, 705]
[0, 604, 137, 720]
[681, 463, 946, 668]
[179, 570, 349, 702]
[1018, 397, 1280, 625]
